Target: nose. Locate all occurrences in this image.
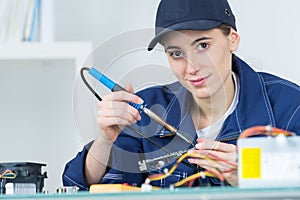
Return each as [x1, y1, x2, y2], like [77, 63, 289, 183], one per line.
[185, 53, 200, 74]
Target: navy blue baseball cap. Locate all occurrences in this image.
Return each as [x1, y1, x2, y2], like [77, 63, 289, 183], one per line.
[148, 0, 236, 51]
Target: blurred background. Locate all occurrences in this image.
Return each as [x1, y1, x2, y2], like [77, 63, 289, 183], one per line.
[0, 0, 299, 193]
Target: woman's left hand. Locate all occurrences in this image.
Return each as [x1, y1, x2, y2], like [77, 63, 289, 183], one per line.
[188, 138, 238, 186]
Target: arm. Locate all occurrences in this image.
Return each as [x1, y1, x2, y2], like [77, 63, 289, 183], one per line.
[84, 84, 144, 185]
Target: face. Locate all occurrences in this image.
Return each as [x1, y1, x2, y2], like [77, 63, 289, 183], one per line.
[163, 28, 240, 101]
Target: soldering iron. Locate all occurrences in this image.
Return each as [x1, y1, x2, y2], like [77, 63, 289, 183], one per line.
[81, 67, 194, 146]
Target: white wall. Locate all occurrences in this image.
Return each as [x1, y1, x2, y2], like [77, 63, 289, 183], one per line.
[0, 59, 80, 193]
[54, 0, 300, 84]
[229, 0, 300, 84]
[0, 43, 92, 193]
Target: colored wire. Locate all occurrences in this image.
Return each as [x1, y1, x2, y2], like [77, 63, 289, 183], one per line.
[205, 168, 225, 182]
[173, 171, 217, 187]
[0, 170, 16, 179]
[239, 125, 294, 139]
[146, 150, 237, 187]
[147, 125, 293, 187]
[147, 152, 215, 182]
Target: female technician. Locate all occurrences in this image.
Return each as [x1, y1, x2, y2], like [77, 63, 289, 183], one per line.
[63, 0, 300, 189]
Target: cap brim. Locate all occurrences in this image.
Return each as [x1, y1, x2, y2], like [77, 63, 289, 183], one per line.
[148, 20, 222, 51]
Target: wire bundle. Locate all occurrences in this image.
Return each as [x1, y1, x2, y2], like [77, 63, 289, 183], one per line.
[146, 151, 237, 187]
[239, 125, 294, 139]
[145, 126, 294, 188]
[0, 169, 16, 179]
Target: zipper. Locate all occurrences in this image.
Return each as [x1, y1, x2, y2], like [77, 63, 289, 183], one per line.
[217, 131, 241, 143]
[219, 136, 239, 143]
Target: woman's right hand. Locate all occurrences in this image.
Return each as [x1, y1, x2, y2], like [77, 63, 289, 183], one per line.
[97, 84, 144, 143]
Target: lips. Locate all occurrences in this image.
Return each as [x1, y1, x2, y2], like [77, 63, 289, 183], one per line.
[189, 76, 209, 87]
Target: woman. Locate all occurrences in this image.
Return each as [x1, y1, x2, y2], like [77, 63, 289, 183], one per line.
[63, 0, 300, 189]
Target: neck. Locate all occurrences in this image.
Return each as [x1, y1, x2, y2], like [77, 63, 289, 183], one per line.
[192, 73, 235, 129]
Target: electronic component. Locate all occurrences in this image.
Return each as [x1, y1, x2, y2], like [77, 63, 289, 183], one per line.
[138, 149, 189, 172]
[57, 186, 79, 194]
[238, 134, 300, 188]
[0, 162, 47, 194]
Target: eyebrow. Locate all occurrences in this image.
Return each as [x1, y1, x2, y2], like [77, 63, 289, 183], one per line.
[191, 37, 212, 46]
[165, 36, 212, 51]
[165, 46, 181, 52]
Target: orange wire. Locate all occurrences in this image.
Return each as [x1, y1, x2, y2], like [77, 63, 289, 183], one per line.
[0, 170, 16, 179]
[173, 171, 218, 187]
[239, 126, 294, 139]
[150, 125, 293, 187]
[146, 151, 233, 184]
[147, 126, 292, 186]
[147, 152, 213, 182]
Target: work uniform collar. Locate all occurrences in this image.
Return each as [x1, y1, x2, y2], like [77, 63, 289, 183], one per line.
[165, 55, 276, 144]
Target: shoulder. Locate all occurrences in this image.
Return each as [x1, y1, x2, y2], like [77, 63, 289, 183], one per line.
[258, 71, 300, 98]
[234, 55, 299, 98]
[258, 72, 300, 132]
[234, 56, 300, 132]
[259, 72, 299, 90]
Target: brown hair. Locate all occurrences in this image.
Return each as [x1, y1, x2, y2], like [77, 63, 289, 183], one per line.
[216, 24, 232, 36]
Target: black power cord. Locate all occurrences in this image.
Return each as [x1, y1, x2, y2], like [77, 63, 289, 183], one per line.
[80, 67, 102, 101]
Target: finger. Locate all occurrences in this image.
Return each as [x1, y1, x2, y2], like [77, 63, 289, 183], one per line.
[102, 108, 140, 123]
[195, 139, 236, 152]
[188, 158, 220, 170]
[124, 83, 134, 93]
[98, 116, 133, 128]
[190, 149, 235, 160]
[108, 91, 144, 105]
[188, 158, 233, 172]
[124, 84, 137, 104]
[98, 102, 141, 122]
[100, 94, 141, 113]
[188, 149, 237, 168]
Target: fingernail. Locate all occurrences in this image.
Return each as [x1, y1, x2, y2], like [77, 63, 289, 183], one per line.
[197, 138, 204, 143]
[138, 98, 144, 104]
[188, 158, 195, 163]
[195, 143, 202, 149]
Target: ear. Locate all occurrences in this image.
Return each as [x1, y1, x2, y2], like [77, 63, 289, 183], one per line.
[229, 29, 240, 52]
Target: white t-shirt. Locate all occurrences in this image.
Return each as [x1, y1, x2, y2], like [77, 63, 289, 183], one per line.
[196, 72, 240, 140]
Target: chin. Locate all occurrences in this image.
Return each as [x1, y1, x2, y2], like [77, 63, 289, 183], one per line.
[189, 87, 213, 99]
[192, 91, 213, 100]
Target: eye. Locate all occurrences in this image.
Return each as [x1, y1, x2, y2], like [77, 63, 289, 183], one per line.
[197, 43, 209, 51]
[169, 50, 183, 59]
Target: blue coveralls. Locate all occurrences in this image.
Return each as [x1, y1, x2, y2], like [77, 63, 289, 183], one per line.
[62, 55, 300, 190]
